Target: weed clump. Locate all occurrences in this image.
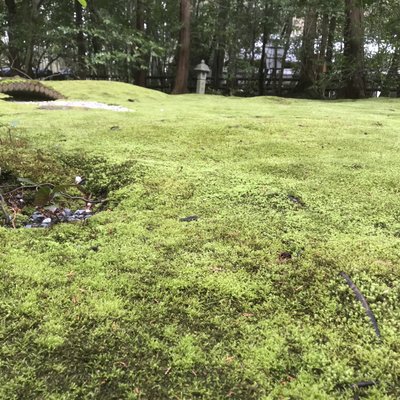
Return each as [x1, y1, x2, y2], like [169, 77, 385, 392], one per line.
[59, 153, 138, 197]
[1, 147, 138, 228]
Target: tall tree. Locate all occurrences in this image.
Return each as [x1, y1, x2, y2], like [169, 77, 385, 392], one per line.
[211, 0, 229, 90]
[318, 13, 330, 66]
[135, 0, 147, 86]
[4, 0, 21, 73]
[172, 0, 191, 94]
[277, 15, 294, 95]
[325, 15, 337, 73]
[341, 0, 366, 98]
[295, 8, 318, 93]
[75, 0, 87, 79]
[24, 0, 43, 77]
[258, 2, 271, 96]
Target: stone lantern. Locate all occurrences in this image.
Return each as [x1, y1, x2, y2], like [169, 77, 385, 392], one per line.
[194, 60, 210, 95]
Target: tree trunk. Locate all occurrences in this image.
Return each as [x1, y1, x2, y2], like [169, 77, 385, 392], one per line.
[318, 14, 329, 69]
[212, 45, 225, 90]
[258, 23, 268, 96]
[250, 26, 257, 75]
[172, 0, 191, 94]
[325, 15, 337, 73]
[277, 16, 293, 96]
[258, 2, 272, 96]
[295, 10, 317, 93]
[88, 0, 106, 78]
[341, 0, 366, 99]
[24, 0, 41, 77]
[226, 47, 237, 95]
[135, 0, 147, 86]
[382, 48, 400, 96]
[4, 0, 22, 73]
[75, 0, 87, 79]
[211, 1, 229, 90]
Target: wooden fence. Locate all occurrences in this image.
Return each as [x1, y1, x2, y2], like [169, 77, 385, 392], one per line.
[87, 70, 398, 97]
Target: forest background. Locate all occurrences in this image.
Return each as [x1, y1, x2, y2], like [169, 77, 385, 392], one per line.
[0, 0, 399, 98]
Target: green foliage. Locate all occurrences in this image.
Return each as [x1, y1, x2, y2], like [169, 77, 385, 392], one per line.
[0, 0, 399, 96]
[84, 12, 163, 77]
[59, 153, 139, 197]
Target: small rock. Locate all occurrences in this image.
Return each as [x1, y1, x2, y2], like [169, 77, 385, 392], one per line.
[287, 195, 304, 205]
[58, 209, 72, 221]
[75, 176, 86, 185]
[32, 213, 45, 222]
[58, 210, 69, 221]
[42, 218, 52, 224]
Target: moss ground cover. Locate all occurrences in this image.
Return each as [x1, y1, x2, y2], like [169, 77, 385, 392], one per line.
[0, 81, 399, 399]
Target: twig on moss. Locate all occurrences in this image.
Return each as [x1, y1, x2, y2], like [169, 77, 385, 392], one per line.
[3, 184, 107, 204]
[11, 207, 17, 229]
[3, 183, 56, 196]
[7, 67, 33, 80]
[58, 192, 108, 204]
[352, 380, 377, 389]
[340, 272, 381, 339]
[352, 380, 378, 400]
[0, 194, 12, 226]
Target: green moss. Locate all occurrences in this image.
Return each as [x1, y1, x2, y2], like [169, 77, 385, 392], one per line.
[0, 82, 400, 398]
[0, 77, 29, 85]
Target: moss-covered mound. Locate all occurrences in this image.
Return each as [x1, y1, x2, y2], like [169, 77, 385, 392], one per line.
[0, 83, 400, 399]
[0, 78, 65, 100]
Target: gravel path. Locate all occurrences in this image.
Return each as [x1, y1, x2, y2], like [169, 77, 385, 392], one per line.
[20, 100, 133, 112]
